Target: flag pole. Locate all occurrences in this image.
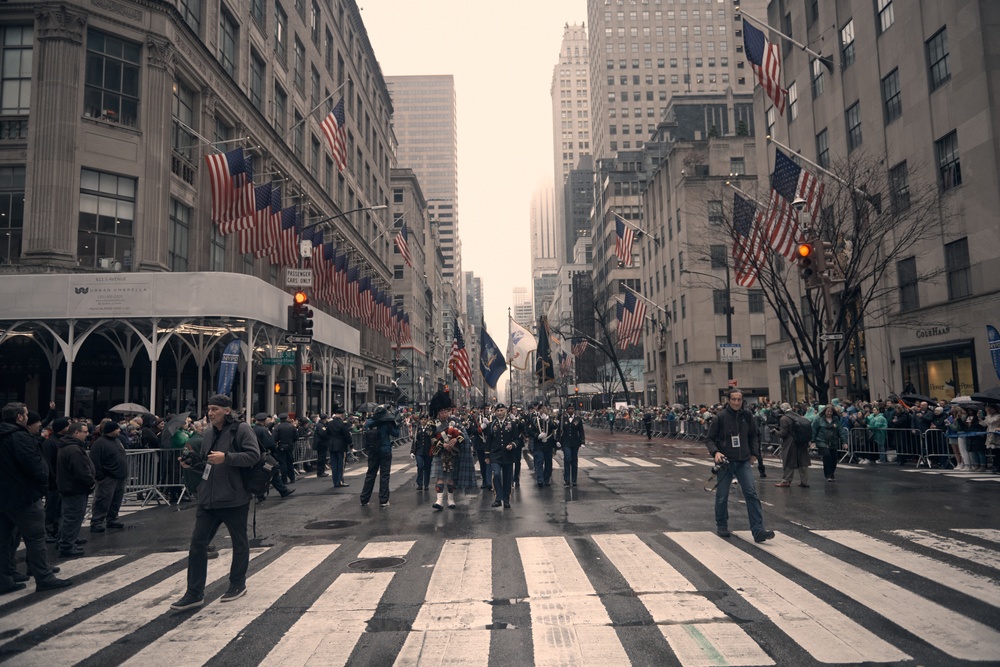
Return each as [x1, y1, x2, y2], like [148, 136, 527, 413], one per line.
[741, 11, 833, 70]
[283, 80, 350, 139]
[622, 283, 671, 319]
[614, 295, 660, 325]
[765, 135, 882, 209]
[723, 180, 769, 210]
[614, 212, 659, 245]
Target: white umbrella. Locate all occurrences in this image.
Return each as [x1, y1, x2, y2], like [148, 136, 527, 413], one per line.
[110, 402, 150, 414]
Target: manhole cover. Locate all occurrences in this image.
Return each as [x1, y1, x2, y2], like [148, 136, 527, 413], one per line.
[348, 557, 406, 570]
[304, 520, 361, 530]
[614, 505, 660, 515]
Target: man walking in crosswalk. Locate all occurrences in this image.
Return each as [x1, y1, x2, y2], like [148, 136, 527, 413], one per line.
[705, 389, 775, 543]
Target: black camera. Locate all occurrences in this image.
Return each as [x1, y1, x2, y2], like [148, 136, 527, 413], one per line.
[179, 449, 202, 467]
[711, 455, 729, 475]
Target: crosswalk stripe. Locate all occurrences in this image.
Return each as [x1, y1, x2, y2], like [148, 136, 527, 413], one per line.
[19, 548, 269, 666]
[593, 534, 772, 666]
[268, 542, 414, 667]
[593, 457, 629, 467]
[0, 551, 187, 649]
[517, 536, 630, 666]
[390, 463, 412, 473]
[122, 545, 338, 667]
[737, 531, 1000, 661]
[621, 457, 658, 467]
[576, 458, 597, 468]
[954, 528, 1000, 544]
[678, 457, 713, 467]
[892, 529, 1000, 572]
[395, 539, 492, 666]
[668, 532, 906, 664]
[0, 555, 123, 608]
[818, 530, 1000, 608]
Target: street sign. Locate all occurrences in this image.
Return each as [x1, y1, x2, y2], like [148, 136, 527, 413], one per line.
[286, 334, 313, 344]
[263, 351, 295, 366]
[285, 268, 313, 288]
[718, 343, 742, 362]
[354, 376, 369, 393]
[728, 379, 738, 387]
[819, 332, 845, 342]
[301, 363, 313, 373]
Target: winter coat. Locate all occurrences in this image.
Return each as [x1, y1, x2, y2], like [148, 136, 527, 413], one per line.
[487, 417, 523, 464]
[955, 414, 987, 452]
[42, 434, 61, 489]
[90, 434, 128, 480]
[411, 422, 434, 457]
[312, 421, 333, 450]
[777, 414, 810, 469]
[327, 417, 353, 453]
[0, 422, 49, 511]
[559, 414, 586, 448]
[866, 413, 888, 446]
[194, 418, 260, 509]
[812, 416, 844, 450]
[56, 435, 97, 496]
[273, 421, 298, 450]
[705, 406, 759, 462]
[363, 417, 400, 454]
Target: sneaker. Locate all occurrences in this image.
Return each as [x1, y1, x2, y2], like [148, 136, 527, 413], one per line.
[379, 502, 390, 508]
[59, 548, 85, 558]
[90, 524, 105, 533]
[220, 585, 247, 602]
[503, 501, 511, 508]
[170, 593, 205, 610]
[491, 500, 502, 508]
[716, 527, 731, 538]
[754, 530, 776, 544]
[107, 521, 124, 529]
[360, 502, 369, 507]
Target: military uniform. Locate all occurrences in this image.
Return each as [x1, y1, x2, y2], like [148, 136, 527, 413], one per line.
[487, 410, 522, 508]
[558, 409, 585, 486]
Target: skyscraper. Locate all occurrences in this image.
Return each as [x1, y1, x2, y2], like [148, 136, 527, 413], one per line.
[530, 183, 559, 320]
[551, 23, 592, 188]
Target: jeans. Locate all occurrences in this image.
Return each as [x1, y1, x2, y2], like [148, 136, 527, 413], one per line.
[91, 476, 126, 527]
[185, 503, 250, 598]
[314, 446, 328, 475]
[820, 447, 838, 479]
[714, 459, 766, 539]
[492, 461, 513, 503]
[415, 454, 433, 489]
[276, 448, 295, 483]
[57, 493, 88, 552]
[360, 448, 392, 505]
[330, 451, 346, 485]
[476, 449, 492, 488]
[562, 446, 579, 484]
[0, 500, 56, 586]
[533, 447, 553, 485]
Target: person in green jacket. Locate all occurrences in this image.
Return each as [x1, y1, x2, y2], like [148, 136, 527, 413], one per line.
[866, 407, 888, 463]
[812, 405, 844, 482]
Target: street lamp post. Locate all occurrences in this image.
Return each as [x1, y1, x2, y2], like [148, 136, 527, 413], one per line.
[680, 265, 734, 385]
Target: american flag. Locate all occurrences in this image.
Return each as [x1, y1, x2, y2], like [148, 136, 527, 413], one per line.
[310, 237, 329, 303]
[334, 252, 349, 313]
[357, 275, 373, 323]
[206, 148, 253, 225]
[237, 183, 277, 255]
[771, 148, 824, 222]
[761, 188, 801, 259]
[614, 213, 635, 266]
[448, 317, 473, 388]
[320, 97, 348, 171]
[743, 19, 786, 115]
[267, 207, 300, 267]
[217, 183, 257, 235]
[394, 223, 412, 268]
[558, 350, 571, 376]
[622, 290, 646, 348]
[732, 193, 767, 288]
[571, 337, 589, 357]
[346, 265, 360, 319]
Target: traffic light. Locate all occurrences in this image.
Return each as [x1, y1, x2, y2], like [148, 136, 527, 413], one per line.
[288, 291, 314, 336]
[797, 242, 817, 287]
[819, 240, 842, 282]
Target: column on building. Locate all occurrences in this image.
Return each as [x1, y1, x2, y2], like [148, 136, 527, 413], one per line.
[136, 35, 175, 271]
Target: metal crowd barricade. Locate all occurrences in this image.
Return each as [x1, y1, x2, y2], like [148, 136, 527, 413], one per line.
[293, 436, 313, 466]
[923, 428, 953, 468]
[124, 449, 168, 506]
[843, 427, 929, 466]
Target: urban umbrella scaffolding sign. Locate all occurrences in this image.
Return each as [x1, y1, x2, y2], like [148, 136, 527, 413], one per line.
[216, 339, 242, 396]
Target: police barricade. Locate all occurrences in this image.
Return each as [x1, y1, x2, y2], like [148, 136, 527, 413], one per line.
[679, 420, 707, 441]
[923, 428, 953, 468]
[844, 427, 923, 465]
[123, 449, 191, 506]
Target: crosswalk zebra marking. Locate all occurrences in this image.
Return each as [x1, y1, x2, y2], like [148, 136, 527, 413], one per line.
[0, 551, 187, 649]
[954, 528, 1000, 544]
[668, 532, 907, 664]
[738, 531, 1000, 661]
[893, 529, 1000, 572]
[267, 542, 414, 666]
[593, 457, 629, 467]
[0, 555, 123, 608]
[593, 533, 771, 666]
[575, 458, 597, 468]
[121, 545, 338, 667]
[621, 457, 658, 467]
[18, 548, 269, 666]
[678, 457, 714, 467]
[395, 539, 492, 666]
[517, 536, 630, 666]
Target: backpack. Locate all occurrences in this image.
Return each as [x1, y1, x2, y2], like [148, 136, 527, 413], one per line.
[229, 421, 279, 497]
[363, 424, 382, 453]
[787, 413, 813, 444]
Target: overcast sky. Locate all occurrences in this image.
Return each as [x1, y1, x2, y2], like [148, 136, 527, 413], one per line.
[360, 0, 585, 398]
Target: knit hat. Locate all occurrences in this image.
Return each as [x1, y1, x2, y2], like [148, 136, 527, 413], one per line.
[26, 411, 41, 426]
[51, 417, 71, 434]
[207, 394, 233, 408]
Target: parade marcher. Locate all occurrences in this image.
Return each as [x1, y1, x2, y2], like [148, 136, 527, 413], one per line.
[0, 402, 72, 594]
[327, 404, 353, 487]
[41, 417, 69, 539]
[429, 390, 464, 510]
[171, 394, 260, 611]
[359, 405, 400, 508]
[773, 403, 810, 488]
[705, 390, 774, 543]
[643, 409, 654, 440]
[272, 413, 298, 484]
[410, 414, 434, 491]
[251, 413, 294, 500]
[312, 414, 332, 477]
[526, 404, 557, 487]
[468, 410, 492, 490]
[487, 403, 521, 509]
[557, 404, 585, 487]
[56, 422, 96, 557]
[89, 419, 128, 532]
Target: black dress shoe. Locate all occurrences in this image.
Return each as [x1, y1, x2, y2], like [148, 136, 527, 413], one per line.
[107, 521, 124, 529]
[491, 500, 502, 507]
[74, 539, 88, 545]
[59, 549, 85, 558]
[36, 577, 73, 591]
[90, 525, 105, 533]
[280, 488, 296, 498]
[754, 530, 776, 543]
[503, 501, 511, 508]
[12, 573, 29, 583]
[0, 583, 27, 595]
[317, 473, 329, 477]
[717, 528, 732, 538]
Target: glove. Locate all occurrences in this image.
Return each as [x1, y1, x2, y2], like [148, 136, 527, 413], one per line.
[410, 452, 415, 460]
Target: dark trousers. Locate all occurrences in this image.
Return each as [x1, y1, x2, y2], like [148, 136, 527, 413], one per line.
[415, 454, 432, 489]
[44, 489, 61, 535]
[57, 493, 88, 552]
[276, 447, 295, 483]
[360, 448, 392, 505]
[562, 446, 579, 484]
[0, 500, 56, 586]
[820, 447, 838, 479]
[91, 476, 126, 527]
[513, 456, 521, 483]
[269, 474, 290, 496]
[314, 446, 328, 475]
[476, 449, 491, 488]
[492, 461, 513, 503]
[645, 423, 653, 439]
[186, 503, 250, 598]
[330, 451, 346, 485]
[533, 448, 553, 484]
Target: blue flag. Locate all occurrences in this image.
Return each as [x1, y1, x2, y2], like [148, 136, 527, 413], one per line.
[216, 339, 242, 397]
[988, 325, 1000, 382]
[479, 320, 507, 389]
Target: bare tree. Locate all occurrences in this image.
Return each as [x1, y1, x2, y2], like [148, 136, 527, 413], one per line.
[548, 305, 635, 407]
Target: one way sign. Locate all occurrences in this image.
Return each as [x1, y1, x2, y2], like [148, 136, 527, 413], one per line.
[819, 332, 844, 343]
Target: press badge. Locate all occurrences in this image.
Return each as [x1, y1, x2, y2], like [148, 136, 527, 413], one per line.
[731, 435, 741, 449]
[202, 463, 212, 480]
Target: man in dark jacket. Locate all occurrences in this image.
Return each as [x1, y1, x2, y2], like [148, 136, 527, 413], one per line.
[312, 414, 332, 477]
[526, 404, 557, 487]
[171, 394, 260, 611]
[272, 413, 298, 484]
[56, 422, 96, 557]
[487, 404, 522, 509]
[0, 403, 72, 593]
[89, 419, 128, 532]
[705, 390, 774, 543]
[557, 404, 585, 487]
[774, 403, 810, 488]
[359, 405, 400, 508]
[327, 404, 353, 488]
[251, 412, 293, 499]
[41, 417, 69, 538]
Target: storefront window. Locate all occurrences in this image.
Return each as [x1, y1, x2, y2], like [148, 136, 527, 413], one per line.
[900, 341, 977, 401]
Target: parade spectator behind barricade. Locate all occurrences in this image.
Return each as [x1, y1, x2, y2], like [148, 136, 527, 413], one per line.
[89, 419, 127, 533]
[847, 407, 874, 463]
[888, 401, 915, 465]
[983, 404, 1000, 474]
[642, 409, 654, 441]
[866, 406, 889, 463]
[170, 394, 260, 611]
[272, 414, 298, 484]
[326, 405, 353, 488]
[359, 405, 400, 508]
[955, 406, 987, 472]
[812, 405, 844, 482]
[182, 420, 207, 499]
[0, 402, 72, 594]
[947, 406, 970, 470]
[139, 414, 160, 450]
[42, 417, 70, 539]
[774, 403, 810, 488]
[56, 422, 96, 557]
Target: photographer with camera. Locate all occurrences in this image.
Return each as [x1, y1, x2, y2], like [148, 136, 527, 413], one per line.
[705, 390, 775, 543]
[170, 394, 259, 611]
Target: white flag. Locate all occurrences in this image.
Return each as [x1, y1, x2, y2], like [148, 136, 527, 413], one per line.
[507, 317, 537, 371]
